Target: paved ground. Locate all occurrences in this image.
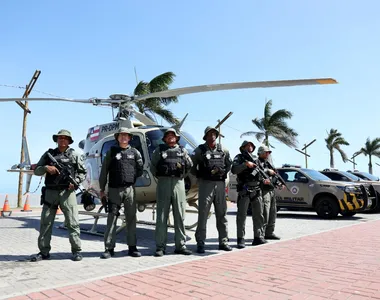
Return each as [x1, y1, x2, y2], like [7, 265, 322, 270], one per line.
[1, 204, 380, 299]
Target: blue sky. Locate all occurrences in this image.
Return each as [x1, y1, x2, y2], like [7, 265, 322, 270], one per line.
[1, 0, 380, 193]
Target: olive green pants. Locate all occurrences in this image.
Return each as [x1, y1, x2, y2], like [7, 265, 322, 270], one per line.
[38, 189, 81, 255]
[237, 190, 265, 239]
[262, 189, 276, 236]
[104, 186, 137, 250]
[195, 180, 228, 246]
[155, 177, 187, 251]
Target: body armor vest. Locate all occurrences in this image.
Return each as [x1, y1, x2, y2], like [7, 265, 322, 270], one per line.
[45, 148, 75, 190]
[156, 144, 185, 178]
[108, 146, 137, 188]
[237, 152, 261, 185]
[198, 144, 227, 181]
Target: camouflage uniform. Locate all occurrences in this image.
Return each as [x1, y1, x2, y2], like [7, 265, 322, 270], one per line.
[257, 145, 281, 240]
[191, 126, 232, 253]
[231, 141, 267, 247]
[99, 128, 144, 258]
[150, 128, 193, 256]
[31, 129, 86, 262]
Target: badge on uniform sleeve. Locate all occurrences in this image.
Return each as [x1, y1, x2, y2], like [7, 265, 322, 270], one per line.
[116, 153, 122, 160]
[162, 152, 168, 159]
[206, 153, 211, 160]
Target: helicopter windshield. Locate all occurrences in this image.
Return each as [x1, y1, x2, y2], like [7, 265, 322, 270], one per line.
[145, 129, 198, 159]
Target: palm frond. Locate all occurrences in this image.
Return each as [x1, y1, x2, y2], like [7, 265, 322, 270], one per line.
[148, 72, 176, 92]
[133, 81, 149, 96]
[270, 109, 293, 123]
[240, 131, 262, 139]
[149, 105, 179, 125]
[335, 145, 348, 162]
[251, 118, 265, 131]
[264, 100, 272, 127]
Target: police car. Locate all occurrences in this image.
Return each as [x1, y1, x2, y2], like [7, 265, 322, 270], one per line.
[228, 164, 372, 218]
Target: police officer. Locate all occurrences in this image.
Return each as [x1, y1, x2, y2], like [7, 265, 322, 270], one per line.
[150, 128, 193, 257]
[31, 129, 87, 262]
[231, 141, 267, 247]
[191, 126, 232, 253]
[257, 145, 281, 240]
[99, 127, 144, 258]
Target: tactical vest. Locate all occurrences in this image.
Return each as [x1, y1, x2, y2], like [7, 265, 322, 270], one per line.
[108, 146, 137, 188]
[156, 144, 185, 178]
[44, 148, 75, 190]
[198, 144, 226, 181]
[236, 152, 261, 185]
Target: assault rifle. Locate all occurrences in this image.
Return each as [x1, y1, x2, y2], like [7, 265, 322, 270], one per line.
[46, 152, 83, 192]
[256, 162, 290, 192]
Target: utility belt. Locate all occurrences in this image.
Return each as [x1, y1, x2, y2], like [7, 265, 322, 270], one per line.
[238, 183, 261, 199]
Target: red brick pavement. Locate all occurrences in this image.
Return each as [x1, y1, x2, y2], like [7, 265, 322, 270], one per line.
[9, 220, 380, 300]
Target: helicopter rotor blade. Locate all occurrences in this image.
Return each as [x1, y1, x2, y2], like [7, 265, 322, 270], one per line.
[0, 97, 105, 104]
[132, 110, 157, 126]
[132, 78, 337, 102]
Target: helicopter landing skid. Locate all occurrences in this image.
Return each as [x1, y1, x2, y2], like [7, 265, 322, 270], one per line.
[58, 202, 210, 236]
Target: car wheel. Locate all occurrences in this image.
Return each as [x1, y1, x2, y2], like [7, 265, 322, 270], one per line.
[315, 197, 339, 219]
[340, 211, 356, 217]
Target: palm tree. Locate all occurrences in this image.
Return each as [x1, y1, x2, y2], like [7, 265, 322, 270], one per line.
[325, 129, 349, 168]
[133, 72, 179, 125]
[240, 99, 298, 148]
[356, 137, 380, 174]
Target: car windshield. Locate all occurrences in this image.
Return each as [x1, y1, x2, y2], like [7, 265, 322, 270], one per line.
[301, 168, 332, 181]
[358, 172, 379, 181]
[341, 171, 362, 181]
[145, 129, 198, 159]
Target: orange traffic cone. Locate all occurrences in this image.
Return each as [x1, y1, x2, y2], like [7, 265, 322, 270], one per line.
[1, 195, 12, 217]
[21, 195, 32, 212]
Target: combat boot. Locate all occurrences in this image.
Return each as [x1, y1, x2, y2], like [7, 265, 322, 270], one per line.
[252, 237, 268, 246]
[196, 244, 205, 254]
[265, 234, 281, 240]
[154, 249, 166, 257]
[174, 247, 192, 255]
[237, 238, 246, 249]
[30, 252, 50, 262]
[128, 246, 141, 257]
[219, 243, 232, 251]
[100, 249, 115, 259]
[72, 252, 83, 261]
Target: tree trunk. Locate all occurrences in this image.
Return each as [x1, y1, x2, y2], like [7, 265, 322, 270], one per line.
[265, 133, 269, 147]
[369, 155, 373, 174]
[330, 150, 334, 168]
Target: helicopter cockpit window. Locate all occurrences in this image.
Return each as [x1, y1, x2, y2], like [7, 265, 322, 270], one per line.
[101, 136, 146, 164]
[145, 129, 197, 159]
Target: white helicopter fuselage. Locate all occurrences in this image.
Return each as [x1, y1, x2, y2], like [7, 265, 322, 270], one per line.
[80, 119, 224, 208]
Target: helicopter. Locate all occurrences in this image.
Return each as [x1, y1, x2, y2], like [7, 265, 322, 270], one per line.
[2, 77, 338, 231]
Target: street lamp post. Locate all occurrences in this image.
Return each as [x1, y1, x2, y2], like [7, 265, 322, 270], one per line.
[295, 139, 316, 168]
[351, 152, 360, 171]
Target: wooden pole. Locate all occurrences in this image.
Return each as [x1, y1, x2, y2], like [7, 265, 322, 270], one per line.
[16, 70, 41, 207]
